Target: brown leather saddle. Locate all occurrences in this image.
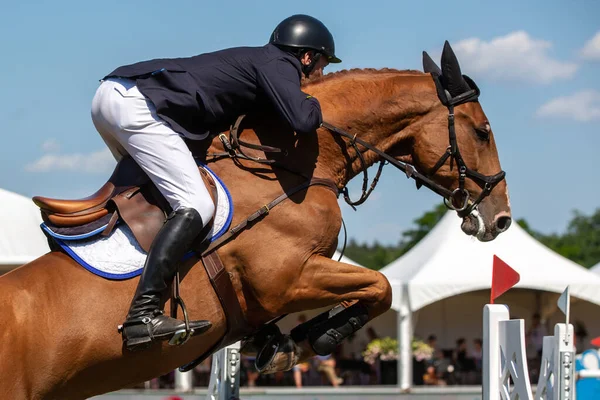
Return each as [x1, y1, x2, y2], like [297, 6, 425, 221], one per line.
[33, 156, 217, 252]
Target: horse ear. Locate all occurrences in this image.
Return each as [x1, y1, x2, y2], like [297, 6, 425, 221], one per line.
[441, 41, 471, 97]
[422, 51, 442, 76]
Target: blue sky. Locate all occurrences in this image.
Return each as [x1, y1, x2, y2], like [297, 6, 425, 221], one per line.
[1, 0, 599, 245]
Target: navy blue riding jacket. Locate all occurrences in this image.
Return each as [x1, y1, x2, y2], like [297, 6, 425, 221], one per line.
[104, 44, 322, 139]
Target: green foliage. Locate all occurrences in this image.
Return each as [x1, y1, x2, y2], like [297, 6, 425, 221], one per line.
[536, 209, 600, 268]
[398, 203, 448, 254]
[344, 206, 600, 270]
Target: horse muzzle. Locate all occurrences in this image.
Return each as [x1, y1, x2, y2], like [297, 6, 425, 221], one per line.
[461, 208, 511, 242]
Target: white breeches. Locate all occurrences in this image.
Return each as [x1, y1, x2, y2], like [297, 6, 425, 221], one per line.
[91, 77, 215, 224]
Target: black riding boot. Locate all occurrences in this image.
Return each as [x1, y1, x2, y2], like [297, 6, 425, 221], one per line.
[121, 207, 212, 351]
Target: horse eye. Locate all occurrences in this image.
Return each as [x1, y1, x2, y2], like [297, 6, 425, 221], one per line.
[475, 128, 490, 141]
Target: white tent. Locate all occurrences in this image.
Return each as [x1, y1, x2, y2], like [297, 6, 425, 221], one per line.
[0, 188, 49, 272]
[382, 212, 600, 310]
[592, 262, 600, 275]
[379, 211, 600, 389]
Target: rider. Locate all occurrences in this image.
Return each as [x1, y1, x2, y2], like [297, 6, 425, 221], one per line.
[90, 14, 341, 351]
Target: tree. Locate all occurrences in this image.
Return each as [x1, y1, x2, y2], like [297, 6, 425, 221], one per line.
[539, 209, 600, 268]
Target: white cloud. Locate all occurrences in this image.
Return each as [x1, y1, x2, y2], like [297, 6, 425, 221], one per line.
[41, 139, 61, 152]
[452, 31, 578, 84]
[536, 90, 600, 122]
[25, 148, 116, 173]
[580, 31, 600, 61]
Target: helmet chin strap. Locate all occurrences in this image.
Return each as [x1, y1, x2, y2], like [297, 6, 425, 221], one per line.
[301, 52, 322, 78]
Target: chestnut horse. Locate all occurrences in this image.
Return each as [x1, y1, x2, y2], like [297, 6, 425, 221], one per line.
[0, 43, 510, 399]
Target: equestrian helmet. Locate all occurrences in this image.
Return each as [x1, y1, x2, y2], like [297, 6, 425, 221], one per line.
[269, 14, 341, 63]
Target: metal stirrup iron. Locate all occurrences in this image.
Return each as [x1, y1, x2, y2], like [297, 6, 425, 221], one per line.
[169, 271, 194, 346]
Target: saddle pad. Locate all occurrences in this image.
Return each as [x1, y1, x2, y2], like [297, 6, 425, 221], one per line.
[47, 165, 233, 280]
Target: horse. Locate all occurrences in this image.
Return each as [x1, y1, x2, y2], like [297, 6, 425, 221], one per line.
[0, 42, 511, 399]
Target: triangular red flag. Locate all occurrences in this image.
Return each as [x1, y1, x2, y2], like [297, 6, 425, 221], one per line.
[591, 337, 600, 347]
[491, 255, 520, 304]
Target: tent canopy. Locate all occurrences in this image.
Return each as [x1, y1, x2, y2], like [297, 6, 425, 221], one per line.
[0, 188, 49, 265]
[380, 212, 600, 312]
[592, 262, 600, 275]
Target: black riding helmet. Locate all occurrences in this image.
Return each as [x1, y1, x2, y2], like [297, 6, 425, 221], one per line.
[270, 14, 341, 76]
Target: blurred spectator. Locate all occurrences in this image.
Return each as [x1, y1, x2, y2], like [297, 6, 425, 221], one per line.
[316, 355, 343, 387]
[423, 365, 447, 386]
[293, 362, 311, 388]
[427, 334, 444, 363]
[471, 338, 483, 384]
[241, 354, 259, 387]
[574, 320, 589, 354]
[471, 338, 483, 371]
[453, 338, 476, 384]
[526, 313, 546, 361]
[292, 314, 310, 388]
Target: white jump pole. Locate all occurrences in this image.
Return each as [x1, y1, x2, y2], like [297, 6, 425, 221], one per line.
[483, 303, 575, 400]
[206, 342, 241, 400]
[483, 304, 510, 400]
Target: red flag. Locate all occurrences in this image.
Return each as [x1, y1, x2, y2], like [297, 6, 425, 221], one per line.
[591, 337, 600, 347]
[490, 255, 520, 304]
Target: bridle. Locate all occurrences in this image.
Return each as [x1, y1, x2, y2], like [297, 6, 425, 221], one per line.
[321, 73, 505, 218]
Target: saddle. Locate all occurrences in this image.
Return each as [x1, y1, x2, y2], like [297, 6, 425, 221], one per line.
[33, 156, 217, 252]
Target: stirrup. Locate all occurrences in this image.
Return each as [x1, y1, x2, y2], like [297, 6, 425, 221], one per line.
[169, 271, 194, 346]
[118, 314, 211, 351]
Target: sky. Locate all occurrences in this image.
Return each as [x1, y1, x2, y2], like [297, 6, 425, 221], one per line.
[1, 0, 599, 246]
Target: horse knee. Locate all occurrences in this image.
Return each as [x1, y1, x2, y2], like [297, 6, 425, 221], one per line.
[371, 272, 392, 315]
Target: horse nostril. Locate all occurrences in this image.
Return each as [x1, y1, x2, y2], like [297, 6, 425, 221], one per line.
[495, 216, 512, 232]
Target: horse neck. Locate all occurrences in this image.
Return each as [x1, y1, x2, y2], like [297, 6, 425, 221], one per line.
[305, 71, 439, 189]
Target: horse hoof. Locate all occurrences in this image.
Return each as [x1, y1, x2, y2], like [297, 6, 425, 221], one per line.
[241, 323, 282, 357]
[256, 335, 299, 374]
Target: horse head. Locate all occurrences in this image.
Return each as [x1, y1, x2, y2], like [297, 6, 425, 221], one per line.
[418, 41, 510, 241]
[305, 41, 511, 241]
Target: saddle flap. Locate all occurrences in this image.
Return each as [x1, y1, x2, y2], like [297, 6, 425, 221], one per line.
[110, 186, 166, 253]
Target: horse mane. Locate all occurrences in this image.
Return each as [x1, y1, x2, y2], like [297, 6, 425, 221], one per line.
[302, 68, 425, 87]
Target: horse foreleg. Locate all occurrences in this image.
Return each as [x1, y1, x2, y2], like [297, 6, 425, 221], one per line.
[256, 255, 392, 373]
